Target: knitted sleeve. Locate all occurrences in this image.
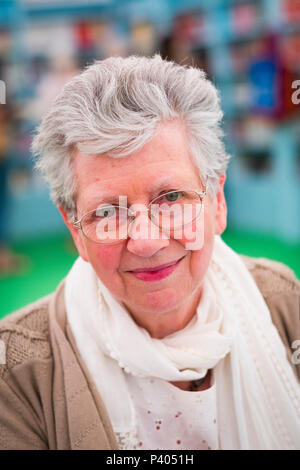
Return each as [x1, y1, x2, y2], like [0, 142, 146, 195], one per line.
[0, 296, 52, 450]
[0, 374, 49, 450]
[240, 254, 300, 383]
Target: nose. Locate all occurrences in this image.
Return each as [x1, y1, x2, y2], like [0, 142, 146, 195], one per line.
[126, 211, 169, 257]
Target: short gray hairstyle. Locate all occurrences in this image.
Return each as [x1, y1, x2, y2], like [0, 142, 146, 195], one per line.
[31, 54, 230, 219]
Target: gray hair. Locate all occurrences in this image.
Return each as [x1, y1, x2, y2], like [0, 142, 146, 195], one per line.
[31, 54, 230, 219]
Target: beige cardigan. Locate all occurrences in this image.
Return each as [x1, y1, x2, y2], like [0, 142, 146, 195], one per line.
[0, 254, 299, 450]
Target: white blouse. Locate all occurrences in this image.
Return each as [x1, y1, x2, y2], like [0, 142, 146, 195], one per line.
[116, 368, 219, 450]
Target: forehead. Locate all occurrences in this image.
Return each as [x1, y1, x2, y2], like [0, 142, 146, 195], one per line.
[74, 120, 202, 208]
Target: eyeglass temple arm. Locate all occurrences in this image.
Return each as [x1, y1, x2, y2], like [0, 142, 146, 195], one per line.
[198, 176, 208, 198]
[73, 219, 81, 229]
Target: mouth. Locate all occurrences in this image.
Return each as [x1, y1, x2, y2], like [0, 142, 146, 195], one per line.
[127, 254, 187, 282]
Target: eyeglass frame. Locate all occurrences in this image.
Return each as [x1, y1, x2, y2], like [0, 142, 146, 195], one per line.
[72, 186, 207, 246]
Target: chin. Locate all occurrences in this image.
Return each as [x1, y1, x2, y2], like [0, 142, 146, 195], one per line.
[142, 287, 182, 313]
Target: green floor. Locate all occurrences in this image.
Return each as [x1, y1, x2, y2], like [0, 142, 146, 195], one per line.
[0, 228, 300, 319]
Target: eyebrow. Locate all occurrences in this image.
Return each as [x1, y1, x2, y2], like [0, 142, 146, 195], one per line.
[86, 176, 188, 208]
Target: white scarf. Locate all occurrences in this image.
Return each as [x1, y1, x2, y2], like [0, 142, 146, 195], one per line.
[65, 235, 300, 450]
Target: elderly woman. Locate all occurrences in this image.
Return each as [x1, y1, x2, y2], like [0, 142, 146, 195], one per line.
[0, 55, 299, 451]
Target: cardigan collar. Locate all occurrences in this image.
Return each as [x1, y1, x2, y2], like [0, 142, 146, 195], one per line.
[48, 278, 118, 450]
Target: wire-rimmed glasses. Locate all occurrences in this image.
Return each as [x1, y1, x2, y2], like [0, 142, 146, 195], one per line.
[73, 188, 207, 245]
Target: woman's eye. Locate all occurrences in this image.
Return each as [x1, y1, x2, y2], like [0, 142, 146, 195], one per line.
[96, 206, 117, 218]
[164, 191, 182, 202]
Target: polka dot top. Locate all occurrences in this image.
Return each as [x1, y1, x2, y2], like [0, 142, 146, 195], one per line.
[121, 368, 218, 450]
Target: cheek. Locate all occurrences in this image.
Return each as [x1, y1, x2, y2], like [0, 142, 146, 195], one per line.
[191, 210, 215, 277]
[85, 243, 122, 273]
[189, 237, 214, 280]
[175, 206, 215, 279]
[170, 201, 213, 251]
[84, 243, 127, 298]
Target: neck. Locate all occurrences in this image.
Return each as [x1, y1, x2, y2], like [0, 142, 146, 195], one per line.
[171, 369, 212, 392]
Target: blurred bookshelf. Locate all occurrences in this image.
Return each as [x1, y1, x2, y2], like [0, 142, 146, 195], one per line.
[0, 0, 299, 244]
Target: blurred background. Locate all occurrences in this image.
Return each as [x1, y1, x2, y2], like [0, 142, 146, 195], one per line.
[0, 0, 300, 318]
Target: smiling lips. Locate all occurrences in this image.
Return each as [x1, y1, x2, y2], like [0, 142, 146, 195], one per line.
[127, 255, 186, 282]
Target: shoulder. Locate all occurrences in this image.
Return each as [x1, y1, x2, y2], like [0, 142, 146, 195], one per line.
[239, 254, 300, 297]
[238, 254, 299, 335]
[239, 254, 300, 382]
[0, 293, 58, 449]
[0, 292, 54, 380]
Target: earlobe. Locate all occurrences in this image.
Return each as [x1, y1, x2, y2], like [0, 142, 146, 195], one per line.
[214, 174, 227, 236]
[214, 205, 227, 235]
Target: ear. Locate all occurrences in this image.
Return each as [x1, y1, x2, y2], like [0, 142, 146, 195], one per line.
[214, 174, 227, 236]
[57, 205, 89, 262]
